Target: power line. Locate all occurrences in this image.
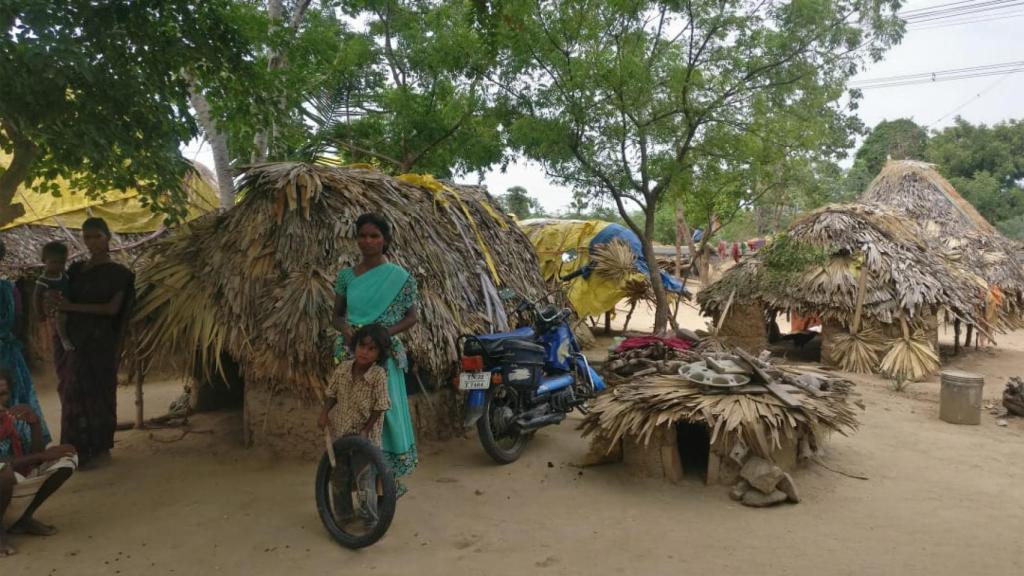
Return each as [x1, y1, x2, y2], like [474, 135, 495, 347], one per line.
[852, 66, 1024, 89]
[850, 60, 1024, 86]
[902, 0, 1024, 21]
[907, 10, 1024, 29]
[901, 0, 1008, 15]
[930, 69, 1018, 125]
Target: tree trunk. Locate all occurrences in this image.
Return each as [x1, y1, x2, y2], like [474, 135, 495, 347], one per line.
[642, 208, 670, 334]
[186, 80, 236, 210]
[673, 197, 684, 279]
[675, 198, 706, 286]
[251, 0, 287, 163]
[0, 119, 36, 226]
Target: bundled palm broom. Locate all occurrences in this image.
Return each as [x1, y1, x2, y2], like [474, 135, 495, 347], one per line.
[591, 238, 637, 283]
[831, 260, 886, 373]
[878, 317, 939, 382]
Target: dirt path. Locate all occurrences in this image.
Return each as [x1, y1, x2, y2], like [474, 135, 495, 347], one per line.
[4, 317, 1024, 574]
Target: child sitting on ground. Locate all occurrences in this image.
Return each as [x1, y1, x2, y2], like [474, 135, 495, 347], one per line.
[33, 241, 74, 352]
[318, 323, 391, 447]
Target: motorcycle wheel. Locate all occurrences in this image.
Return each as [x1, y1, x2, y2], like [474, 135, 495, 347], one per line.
[477, 387, 531, 464]
[315, 435, 397, 549]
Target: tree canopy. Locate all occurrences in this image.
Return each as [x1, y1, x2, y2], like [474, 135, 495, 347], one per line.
[485, 0, 903, 330]
[0, 0, 250, 224]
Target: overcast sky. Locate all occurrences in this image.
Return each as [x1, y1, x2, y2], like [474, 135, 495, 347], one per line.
[185, 0, 1024, 213]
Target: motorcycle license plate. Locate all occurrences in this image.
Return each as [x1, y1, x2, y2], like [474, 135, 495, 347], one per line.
[459, 371, 490, 391]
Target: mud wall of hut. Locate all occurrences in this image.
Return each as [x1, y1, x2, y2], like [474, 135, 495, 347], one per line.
[243, 382, 462, 460]
[717, 302, 768, 354]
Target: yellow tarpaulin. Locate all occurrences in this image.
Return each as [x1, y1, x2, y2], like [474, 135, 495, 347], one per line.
[1, 154, 219, 233]
[520, 219, 644, 318]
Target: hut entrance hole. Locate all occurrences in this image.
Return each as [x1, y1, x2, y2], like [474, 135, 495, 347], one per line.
[675, 422, 711, 479]
[191, 353, 245, 411]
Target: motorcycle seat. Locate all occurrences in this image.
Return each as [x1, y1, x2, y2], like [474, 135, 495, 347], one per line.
[475, 327, 536, 341]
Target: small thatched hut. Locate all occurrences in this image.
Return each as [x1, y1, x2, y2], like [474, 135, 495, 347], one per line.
[699, 204, 987, 377]
[861, 160, 1024, 330]
[132, 163, 546, 456]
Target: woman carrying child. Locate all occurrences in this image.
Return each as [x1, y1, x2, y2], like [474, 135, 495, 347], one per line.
[332, 213, 418, 495]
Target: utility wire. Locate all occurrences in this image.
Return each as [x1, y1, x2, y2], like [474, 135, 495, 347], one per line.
[852, 66, 1024, 89]
[902, 0, 1024, 21]
[930, 69, 1020, 125]
[851, 60, 1024, 86]
[908, 10, 1024, 29]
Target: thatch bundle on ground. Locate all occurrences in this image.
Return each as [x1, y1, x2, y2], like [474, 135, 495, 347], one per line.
[131, 163, 546, 452]
[580, 349, 858, 485]
[861, 160, 1024, 328]
[699, 204, 988, 378]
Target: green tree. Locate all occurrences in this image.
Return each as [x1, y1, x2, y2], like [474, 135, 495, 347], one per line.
[855, 118, 929, 175]
[926, 118, 1024, 235]
[496, 185, 544, 219]
[489, 0, 903, 330]
[296, 0, 508, 177]
[0, 0, 249, 224]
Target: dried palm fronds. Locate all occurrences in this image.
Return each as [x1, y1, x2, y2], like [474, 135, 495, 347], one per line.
[591, 238, 637, 283]
[878, 320, 939, 382]
[580, 361, 858, 461]
[699, 203, 993, 338]
[862, 160, 1024, 322]
[622, 276, 653, 304]
[132, 163, 547, 399]
[831, 327, 886, 374]
[830, 265, 886, 374]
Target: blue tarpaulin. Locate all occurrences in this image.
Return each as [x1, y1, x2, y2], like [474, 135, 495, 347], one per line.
[583, 224, 685, 293]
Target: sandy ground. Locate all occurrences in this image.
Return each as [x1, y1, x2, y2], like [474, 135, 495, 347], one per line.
[4, 288, 1024, 575]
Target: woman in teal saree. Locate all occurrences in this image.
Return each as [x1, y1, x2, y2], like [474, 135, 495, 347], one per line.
[333, 214, 418, 494]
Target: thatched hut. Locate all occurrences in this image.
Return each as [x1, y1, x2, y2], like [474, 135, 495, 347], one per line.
[699, 204, 987, 378]
[861, 160, 1024, 332]
[132, 163, 546, 456]
[580, 358, 858, 486]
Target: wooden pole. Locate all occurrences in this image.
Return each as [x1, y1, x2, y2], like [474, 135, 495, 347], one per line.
[134, 360, 146, 430]
[623, 302, 637, 333]
[965, 324, 974, 351]
[953, 319, 961, 356]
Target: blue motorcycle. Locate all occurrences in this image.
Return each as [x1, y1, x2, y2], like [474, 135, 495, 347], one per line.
[457, 290, 605, 464]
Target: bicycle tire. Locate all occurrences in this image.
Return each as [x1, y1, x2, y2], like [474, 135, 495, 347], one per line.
[315, 435, 397, 549]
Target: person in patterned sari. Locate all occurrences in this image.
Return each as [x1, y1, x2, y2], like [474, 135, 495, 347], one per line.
[333, 213, 418, 495]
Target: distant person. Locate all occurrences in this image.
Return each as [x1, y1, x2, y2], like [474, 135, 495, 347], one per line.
[50, 218, 135, 468]
[34, 241, 75, 352]
[717, 240, 727, 260]
[1, 370, 77, 557]
[731, 242, 741, 264]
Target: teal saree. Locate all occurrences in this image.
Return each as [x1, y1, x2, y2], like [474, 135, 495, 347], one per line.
[334, 263, 418, 480]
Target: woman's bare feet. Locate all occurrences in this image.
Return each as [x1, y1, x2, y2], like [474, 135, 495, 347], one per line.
[0, 533, 15, 557]
[9, 518, 58, 536]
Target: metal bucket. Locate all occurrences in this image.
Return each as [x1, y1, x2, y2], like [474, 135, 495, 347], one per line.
[939, 370, 984, 425]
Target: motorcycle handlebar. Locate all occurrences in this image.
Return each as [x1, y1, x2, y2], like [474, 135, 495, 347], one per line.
[559, 268, 585, 282]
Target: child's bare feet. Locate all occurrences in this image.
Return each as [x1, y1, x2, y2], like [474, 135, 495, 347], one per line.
[10, 518, 58, 536]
